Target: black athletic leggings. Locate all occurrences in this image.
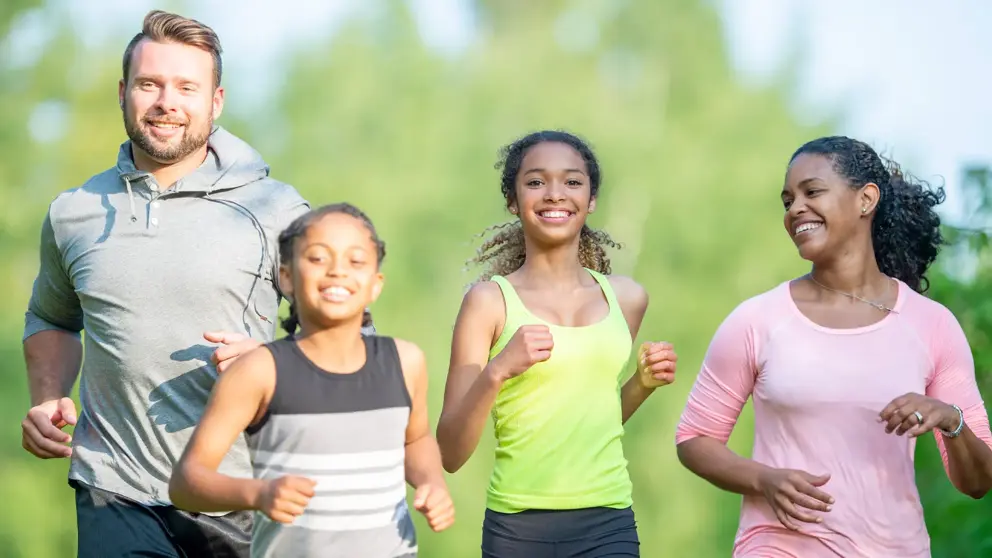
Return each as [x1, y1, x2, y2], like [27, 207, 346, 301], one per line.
[482, 506, 640, 557]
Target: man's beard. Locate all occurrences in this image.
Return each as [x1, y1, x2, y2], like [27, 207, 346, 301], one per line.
[123, 109, 211, 164]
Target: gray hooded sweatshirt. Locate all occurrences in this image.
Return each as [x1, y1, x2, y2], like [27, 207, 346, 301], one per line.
[24, 126, 312, 507]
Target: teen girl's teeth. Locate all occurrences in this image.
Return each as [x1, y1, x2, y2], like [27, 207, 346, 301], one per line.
[795, 222, 823, 235]
[538, 210, 572, 221]
[320, 286, 351, 302]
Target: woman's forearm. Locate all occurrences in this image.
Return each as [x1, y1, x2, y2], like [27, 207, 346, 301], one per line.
[436, 364, 505, 473]
[169, 462, 265, 513]
[942, 425, 992, 499]
[677, 436, 769, 497]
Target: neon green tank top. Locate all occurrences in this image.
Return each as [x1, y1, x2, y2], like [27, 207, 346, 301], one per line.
[486, 268, 634, 513]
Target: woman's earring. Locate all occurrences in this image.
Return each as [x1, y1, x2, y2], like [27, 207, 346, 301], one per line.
[862, 207, 867, 214]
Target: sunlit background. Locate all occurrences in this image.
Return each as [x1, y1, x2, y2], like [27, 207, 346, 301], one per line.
[2, 1, 991, 556]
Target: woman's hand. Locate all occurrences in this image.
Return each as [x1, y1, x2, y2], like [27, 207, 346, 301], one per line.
[879, 392, 962, 437]
[757, 467, 834, 530]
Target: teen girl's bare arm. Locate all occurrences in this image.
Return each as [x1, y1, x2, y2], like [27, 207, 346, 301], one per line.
[609, 275, 678, 424]
[435, 282, 507, 473]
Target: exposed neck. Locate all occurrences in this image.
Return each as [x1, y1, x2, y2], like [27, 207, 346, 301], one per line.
[130, 144, 209, 190]
[516, 234, 587, 290]
[296, 318, 366, 371]
[810, 235, 889, 296]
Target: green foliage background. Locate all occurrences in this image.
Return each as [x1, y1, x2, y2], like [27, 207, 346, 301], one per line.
[1, 1, 989, 556]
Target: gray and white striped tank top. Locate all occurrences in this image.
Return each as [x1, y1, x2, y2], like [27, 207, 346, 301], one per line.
[246, 336, 416, 557]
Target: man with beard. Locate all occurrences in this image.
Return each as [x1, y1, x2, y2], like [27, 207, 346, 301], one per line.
[19, 10, 310, 557]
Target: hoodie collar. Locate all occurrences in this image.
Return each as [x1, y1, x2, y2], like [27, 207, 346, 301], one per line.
[116, 125, 270, 195]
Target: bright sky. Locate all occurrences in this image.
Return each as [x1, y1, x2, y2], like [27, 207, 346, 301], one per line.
[719, 0, 992, 224]
[7, 0, 990, 223]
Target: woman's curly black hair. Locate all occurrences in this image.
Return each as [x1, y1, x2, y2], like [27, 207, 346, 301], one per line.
[278, 202, 385, 334]
[469, 130, 621, 281]
[791, 136, 946, 292]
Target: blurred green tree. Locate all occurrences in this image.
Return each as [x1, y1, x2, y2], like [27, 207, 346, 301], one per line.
[2, 0, 989, 556]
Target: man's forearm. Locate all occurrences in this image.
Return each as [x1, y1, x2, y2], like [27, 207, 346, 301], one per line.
[24, 330, 83, 405]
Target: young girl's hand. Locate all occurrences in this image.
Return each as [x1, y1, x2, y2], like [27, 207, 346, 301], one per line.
[413, 482, 455, 532]
[256, 475, 317, 523]
[637, 341, 677, 388]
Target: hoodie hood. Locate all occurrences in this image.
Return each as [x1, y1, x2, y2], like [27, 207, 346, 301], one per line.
[116, 125, 270, 194]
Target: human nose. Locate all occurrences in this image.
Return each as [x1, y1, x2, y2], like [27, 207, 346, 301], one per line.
[543, 181, 566, 203]
[325, 255, 348, 277]
[155, 85, 182, 114]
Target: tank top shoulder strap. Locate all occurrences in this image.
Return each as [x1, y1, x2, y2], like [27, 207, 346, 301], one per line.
[264, 337, 298, 374]
[490, 275, 531, 324]
[364, 335, 413, 409]
[489, 275, 533, 356]
[246, 337, 296, 434]
[585, 269, 623, 315]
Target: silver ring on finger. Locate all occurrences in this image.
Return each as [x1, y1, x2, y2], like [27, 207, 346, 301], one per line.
[913, 411, 924, 425]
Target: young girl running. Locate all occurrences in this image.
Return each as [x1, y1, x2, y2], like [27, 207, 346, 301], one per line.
[676, 136, 992, 557]
[437, 130, 678, 557]
[169, 203, 454, 558]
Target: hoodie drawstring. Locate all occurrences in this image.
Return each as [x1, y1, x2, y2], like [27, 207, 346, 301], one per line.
[123, 176, 137, 223]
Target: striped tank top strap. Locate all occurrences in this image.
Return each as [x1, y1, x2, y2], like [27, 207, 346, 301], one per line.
[368, 336, 413, 409]
[253, 338, 296, 422]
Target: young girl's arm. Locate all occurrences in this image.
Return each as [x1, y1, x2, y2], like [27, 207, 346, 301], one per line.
[609, 276, 678, 424]
[395, 338, 455, 532]
[169, 347, 315, 522]
[436, 282, 507, 472]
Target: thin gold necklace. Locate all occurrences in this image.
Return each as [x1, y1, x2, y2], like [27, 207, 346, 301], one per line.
[807, 274, 897, 313]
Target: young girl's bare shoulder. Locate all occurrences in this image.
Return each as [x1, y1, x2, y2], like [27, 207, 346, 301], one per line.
[218, 344, 278, 388]
[392, 338, 426, 373]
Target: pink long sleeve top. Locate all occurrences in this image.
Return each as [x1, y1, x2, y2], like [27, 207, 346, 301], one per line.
[676, 279, 992, 557]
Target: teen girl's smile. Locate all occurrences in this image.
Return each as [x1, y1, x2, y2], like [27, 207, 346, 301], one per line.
[535, 208, 575, 224]
[512, 141, 596, 240]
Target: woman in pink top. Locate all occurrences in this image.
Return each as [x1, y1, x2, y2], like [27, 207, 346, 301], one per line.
[675, 135, 992, 557]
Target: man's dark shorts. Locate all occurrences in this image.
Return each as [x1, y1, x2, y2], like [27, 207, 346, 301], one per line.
[73, 480, 252, 558]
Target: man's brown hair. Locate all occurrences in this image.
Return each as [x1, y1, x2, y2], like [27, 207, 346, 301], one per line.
[122, 10, 223, 88]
